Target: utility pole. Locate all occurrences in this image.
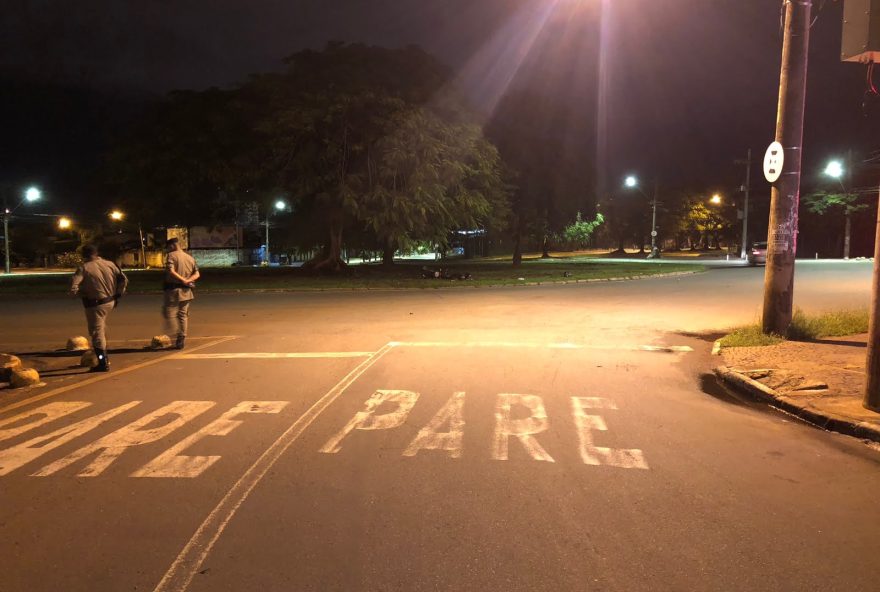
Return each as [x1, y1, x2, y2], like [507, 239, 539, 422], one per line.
[737, 149, 752, 259]
[865, 183, 880, 411]
[762, 0, 812, 336]
[2, 206, 10, 274]
[650, 179, 659, 254]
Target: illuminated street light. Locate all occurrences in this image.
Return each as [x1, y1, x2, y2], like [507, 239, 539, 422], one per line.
[824, 160, 844, 179]
[265, 199, 288, 266]
[710, 194, 722, 205]
[25, 187, 42, 203]
[623, 174, 660, 257]
[58, 217, 72, 230]
[110, 210, 125, 221]
[3, 186, 44, 274]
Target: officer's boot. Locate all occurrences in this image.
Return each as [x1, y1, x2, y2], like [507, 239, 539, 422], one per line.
[89, 349, 110, 373]
[175, 335, 185, 350]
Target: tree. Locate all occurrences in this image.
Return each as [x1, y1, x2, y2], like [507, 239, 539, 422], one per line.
[803, 190, 867, 259]
[362, 110, 509, 265]
[560, 212, 604, 250]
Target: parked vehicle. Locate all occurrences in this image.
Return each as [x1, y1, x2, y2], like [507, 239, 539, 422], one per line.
[748, 241, 767, 266]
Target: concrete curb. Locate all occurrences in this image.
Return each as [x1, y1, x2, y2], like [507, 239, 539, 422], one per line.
[714, 366, 880, 444]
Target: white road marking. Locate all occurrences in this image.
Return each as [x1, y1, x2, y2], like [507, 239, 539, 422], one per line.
[152, 342, 395, 592]
[0, 402, 92, 442]
[33, 401, 217, 477]
[0, 402, 141, 476]
[320, 390, 420, 454]
[492, 393, 555, 462]
[0, 336, 238, 415]
[403, 391, 465, 459]
[174, 352, 374, 360]
[571, 397, 648, 470]
[133, 401, 289, 478]
[389, 341, 692, 353]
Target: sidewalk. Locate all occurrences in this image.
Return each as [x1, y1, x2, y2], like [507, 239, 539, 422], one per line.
[715, 333, 880, 443]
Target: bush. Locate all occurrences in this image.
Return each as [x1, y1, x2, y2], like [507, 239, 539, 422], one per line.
[56, 251, 82, 267]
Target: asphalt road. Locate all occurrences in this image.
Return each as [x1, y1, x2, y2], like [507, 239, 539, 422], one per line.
[1, 261, 879, 592]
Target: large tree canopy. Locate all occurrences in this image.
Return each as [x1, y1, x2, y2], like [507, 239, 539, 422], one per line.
[108, 42, 510, 269]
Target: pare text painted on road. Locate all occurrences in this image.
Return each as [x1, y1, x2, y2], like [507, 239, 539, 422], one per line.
[320, 390, 648, 469]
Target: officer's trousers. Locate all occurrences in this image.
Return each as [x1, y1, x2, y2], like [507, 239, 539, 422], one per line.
[163, 296, 192, 338]
[84, 301, 115, 350]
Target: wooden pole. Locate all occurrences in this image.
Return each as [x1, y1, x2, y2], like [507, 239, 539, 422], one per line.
[762, 0, 812, 335]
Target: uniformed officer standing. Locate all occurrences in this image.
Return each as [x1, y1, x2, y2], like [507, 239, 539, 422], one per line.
[163, 237, 200, 349]
[69, 244, 128, 372]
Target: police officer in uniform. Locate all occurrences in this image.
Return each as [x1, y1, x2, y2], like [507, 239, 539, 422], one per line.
[163, 237, 200, 349]
[69, 244, 128, 372]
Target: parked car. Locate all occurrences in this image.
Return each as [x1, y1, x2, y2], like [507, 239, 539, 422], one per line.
[748, 241, 767, 266]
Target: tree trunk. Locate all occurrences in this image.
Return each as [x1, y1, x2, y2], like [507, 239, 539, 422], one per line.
[512, 218, 524, 267]
[541, 235, 550, 258]
[843, 210, 851, 259]
[382, 239, 395, 266]
[307, 209, 347, 272]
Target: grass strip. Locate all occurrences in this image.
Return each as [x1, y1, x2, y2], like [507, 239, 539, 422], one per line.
[0, 260, 702, 296]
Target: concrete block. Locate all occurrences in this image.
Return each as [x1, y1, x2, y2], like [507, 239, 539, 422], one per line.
[66, 336, 90, 351]
[151, 335, 172, 349]
[80, 351, 99, 368]
[10, 367, 40, 388]
[0, 353, 22, 382]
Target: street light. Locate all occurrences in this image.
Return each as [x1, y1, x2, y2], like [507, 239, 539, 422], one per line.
[108, 209, 147, 269]
[25, 187, 42, 203]
[710, 194, 722, 205]
[824, 160, 844, 179]
[57, 217, 72, 230]
[623, 175, 660, 257]
[3, 185, 43, 274]
[265, 199, 287, 266]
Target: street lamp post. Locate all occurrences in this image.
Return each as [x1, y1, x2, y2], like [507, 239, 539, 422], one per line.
[110, 210, 147, 269]
[264, 200, 287, 266]
[824, 156, 853, 260]
[3, 186, 42, 274]
[624, 175, 660, 257]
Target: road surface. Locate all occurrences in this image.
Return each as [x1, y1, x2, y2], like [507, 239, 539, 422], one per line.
[1, 261, 878, 591]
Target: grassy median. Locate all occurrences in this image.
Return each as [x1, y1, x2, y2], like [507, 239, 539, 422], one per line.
[719, 308, 870, 348]
[0, 259, 702, 296]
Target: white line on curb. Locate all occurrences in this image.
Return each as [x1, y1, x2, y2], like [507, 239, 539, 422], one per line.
[174, 352, 374, 360]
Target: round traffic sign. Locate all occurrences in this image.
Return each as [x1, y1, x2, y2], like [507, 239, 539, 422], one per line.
[763, 141, 784, 183]
[650, 230, 658, 237]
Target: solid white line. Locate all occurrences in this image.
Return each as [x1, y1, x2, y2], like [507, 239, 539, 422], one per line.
[0, 336, 239, 415]
[174, 352, 374, 360]
[152, 342, 396, 592]
[388, 341, 693, 353]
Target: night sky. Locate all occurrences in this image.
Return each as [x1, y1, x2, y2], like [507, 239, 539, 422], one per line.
[1, 1, 877, 205]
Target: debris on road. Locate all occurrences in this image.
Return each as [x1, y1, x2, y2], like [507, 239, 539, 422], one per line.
[420, 266, 472, 281]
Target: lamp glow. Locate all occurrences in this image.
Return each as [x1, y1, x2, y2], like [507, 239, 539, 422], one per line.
[274, 200, 286, 211]
[25, 187, 41, 202]
[824, 160, 844, 179]
[58, 217, 72, 230]
[624, 175, 638, 189]
[110, 210, 125, 221]
[710, 194, 722, 205]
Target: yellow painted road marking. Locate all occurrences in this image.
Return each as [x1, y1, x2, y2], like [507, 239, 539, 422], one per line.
[174, 352, 374, 360]
[153, 342, 395, 592]
[0, 336, 239, 415]
[388, 341, 693, 352]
